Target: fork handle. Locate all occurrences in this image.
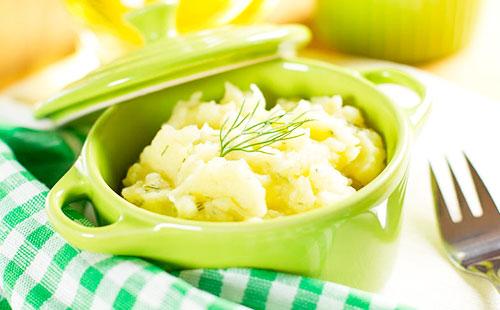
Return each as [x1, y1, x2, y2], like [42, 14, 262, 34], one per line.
[467, 258, 500, 293]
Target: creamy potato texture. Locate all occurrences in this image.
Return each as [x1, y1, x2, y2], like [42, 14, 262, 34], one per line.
[122, 83, 386, 222]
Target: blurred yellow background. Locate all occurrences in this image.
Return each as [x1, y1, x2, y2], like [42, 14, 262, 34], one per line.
[0, 0, 499, 100]
[0, 0, 77, 89]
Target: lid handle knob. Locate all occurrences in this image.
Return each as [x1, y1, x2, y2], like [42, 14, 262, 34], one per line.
[125, 1, 178, 44]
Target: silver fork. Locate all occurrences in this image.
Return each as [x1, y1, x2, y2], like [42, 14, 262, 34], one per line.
[429, 153, 500, 293]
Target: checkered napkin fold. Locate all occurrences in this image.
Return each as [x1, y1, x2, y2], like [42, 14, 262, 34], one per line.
[0, 125, 411, 310]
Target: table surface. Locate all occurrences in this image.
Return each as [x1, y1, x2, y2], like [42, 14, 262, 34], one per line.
[378, 69, 500, 309]
[270, 0, 500, 102]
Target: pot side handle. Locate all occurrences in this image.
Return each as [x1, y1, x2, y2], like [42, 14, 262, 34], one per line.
[47, 165, 131, 253]
[361, 68, 431, 132]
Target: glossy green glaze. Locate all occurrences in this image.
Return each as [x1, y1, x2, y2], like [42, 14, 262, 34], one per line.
[47, 59, 430, 291]
[34, 24, 310, 125]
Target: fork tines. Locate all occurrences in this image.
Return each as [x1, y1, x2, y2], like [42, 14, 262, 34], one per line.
[429, 153, 499, 226]
[429, 153, 500, 292]
[463, 155, 500, 219]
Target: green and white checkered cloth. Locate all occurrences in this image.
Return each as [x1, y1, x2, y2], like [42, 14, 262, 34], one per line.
[0, 125, 411, 310]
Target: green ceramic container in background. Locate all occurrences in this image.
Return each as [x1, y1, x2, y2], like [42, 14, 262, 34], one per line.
[314, 0, 482, 64]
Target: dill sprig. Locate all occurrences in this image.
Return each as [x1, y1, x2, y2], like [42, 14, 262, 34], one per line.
[143, 184, 160, 191]
[161, 145, 169, 156]
[218, 99, 313, 157]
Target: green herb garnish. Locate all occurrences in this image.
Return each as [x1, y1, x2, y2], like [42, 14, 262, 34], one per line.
[161, 145, 169, 156]
[196, 201, 205, 211]
[218, 99, 313, 157]
[143, 184, 160, 191]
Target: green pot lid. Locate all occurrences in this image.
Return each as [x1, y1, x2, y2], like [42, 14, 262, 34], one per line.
[34, 4, 311, 125]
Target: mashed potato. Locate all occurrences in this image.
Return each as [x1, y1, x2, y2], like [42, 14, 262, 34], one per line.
[122, 83, 386, 222]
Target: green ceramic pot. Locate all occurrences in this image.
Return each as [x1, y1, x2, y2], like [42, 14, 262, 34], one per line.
[314, 0, 482, 64]
[47, 58, 430, 291]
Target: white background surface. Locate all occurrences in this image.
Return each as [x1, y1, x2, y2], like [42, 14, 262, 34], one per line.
[375, 70, 500, 310]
